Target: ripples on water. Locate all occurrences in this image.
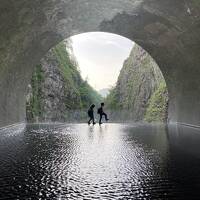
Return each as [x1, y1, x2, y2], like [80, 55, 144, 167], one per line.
[0, 123, 200, 199]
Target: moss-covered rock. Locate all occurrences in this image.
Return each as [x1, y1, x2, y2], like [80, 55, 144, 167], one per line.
[106, 44, 168, 122]
[26, 64, 44, 121]
[144, 81, 168, 123]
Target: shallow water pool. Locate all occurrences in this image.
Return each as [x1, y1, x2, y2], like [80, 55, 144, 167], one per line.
[0, 123, 200, 199]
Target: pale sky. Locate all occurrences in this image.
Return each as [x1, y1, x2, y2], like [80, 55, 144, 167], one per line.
[71, 32, 134, 91]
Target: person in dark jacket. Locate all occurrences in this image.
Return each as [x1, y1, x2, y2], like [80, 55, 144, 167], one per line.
[97, 102, 109, 125]
[88, 104, 96, 125]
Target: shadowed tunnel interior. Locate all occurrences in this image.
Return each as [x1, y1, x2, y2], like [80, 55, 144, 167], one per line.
[0, 0, 200, 127]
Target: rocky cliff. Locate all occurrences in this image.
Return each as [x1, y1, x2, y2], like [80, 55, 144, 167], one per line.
[106, 44, 168, 122]
[26, 41, 102, 122]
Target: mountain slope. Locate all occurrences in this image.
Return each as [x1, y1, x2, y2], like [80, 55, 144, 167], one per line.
[26, 41, 102, 122]
[106, 44, 168, 122]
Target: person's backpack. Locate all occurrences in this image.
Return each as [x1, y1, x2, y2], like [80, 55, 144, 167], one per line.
[97, 108, 101, 114]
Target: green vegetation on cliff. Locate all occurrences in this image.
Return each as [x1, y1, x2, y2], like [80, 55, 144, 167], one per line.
[144, 81, 168, 122]
[52, 42, 102, 109]
[26, 41, 102, 122]
[105, 44, 168, 122]
[26, 64, 44, 121]
[79, 81, 102, 108]
[52, 42, 80, 92]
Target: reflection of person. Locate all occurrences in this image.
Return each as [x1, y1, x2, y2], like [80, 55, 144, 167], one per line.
[88, 104, 96, 125]
[97, 103, 109, 125]
[88, 125, 95, 140]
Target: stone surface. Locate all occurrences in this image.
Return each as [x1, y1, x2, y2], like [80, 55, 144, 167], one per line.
[144, 81, 168, 123]
[106, 44, 167, 122]
[0, 0, 200, 126]
[26, 48, 78, 122]
[26, 41, 102, 122]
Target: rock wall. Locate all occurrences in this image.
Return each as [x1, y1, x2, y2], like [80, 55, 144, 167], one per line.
[106, 44, 168, 122]
[144, 81, 168, 122]
[26, 41, 102, 122]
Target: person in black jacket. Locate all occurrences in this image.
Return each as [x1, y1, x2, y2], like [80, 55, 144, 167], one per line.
[97, 102, 109, 125]
[88, 104, 96, 125]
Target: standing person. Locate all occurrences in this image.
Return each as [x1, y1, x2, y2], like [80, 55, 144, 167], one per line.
[97, 103, 109, 125]
[88, 104, 96, 125]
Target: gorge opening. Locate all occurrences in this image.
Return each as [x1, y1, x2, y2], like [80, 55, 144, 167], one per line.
[25, 32, 168, 124]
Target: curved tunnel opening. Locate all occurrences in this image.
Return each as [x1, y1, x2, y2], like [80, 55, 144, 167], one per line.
[1, 2, 200, 199]
[25, 32, 168, 124]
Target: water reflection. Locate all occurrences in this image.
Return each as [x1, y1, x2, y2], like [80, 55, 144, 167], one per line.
[0, 123, 200, 199]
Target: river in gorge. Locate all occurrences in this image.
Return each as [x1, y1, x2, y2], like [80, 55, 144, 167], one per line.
[0, 123, 200, 199]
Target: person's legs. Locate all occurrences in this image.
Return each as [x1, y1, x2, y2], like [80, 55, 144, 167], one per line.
[88, 118, 91, 124]
[99, 114, 103, 124]
[103, 113, 109, 121]
[88, 116, 92, 124]
[92, 115, 95, 124]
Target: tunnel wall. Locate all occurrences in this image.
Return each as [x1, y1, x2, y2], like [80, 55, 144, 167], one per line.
[0, 0, 200, 127]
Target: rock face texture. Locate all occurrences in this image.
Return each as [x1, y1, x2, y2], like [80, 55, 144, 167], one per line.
[0, 1, 200, 126]
[106, 44, 168, 122]
[26, 41, 102, 122]
[145, 81, 168, 122]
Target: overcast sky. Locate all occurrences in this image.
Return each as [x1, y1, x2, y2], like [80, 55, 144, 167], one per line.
[71, 32, 134, 91]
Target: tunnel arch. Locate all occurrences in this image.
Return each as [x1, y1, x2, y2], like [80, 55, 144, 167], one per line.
[0, 0, 200, 127]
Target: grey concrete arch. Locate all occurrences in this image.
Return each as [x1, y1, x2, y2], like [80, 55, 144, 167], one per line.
[0, 0, 200, 127]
